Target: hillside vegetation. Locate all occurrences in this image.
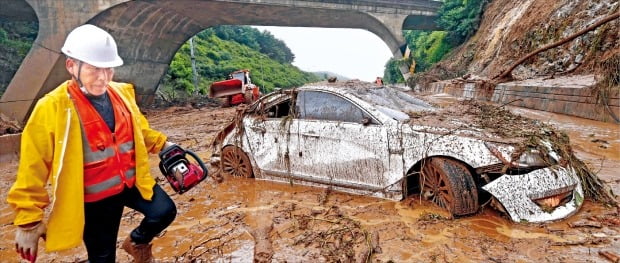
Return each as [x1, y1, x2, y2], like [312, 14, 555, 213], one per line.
[161, 26, 320, 97]
[0, 21, 37, 96]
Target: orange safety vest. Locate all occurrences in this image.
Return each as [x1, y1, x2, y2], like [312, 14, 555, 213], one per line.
[68, 83, 137, 202]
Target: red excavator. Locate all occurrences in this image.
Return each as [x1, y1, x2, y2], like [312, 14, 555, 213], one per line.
[209, 69, 261, 107]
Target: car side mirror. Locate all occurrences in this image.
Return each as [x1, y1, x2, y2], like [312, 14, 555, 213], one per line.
[361, 117, 371, 126]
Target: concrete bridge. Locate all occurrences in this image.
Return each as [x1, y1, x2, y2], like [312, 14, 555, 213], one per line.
[0, 0, 441, 123]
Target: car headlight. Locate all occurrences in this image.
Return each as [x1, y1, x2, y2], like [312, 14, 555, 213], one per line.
[513, 148, 550, 168]
[513, 139, 561, 168]
[483, 141, 561, 175]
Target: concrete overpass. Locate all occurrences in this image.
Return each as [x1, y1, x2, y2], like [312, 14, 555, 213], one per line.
[0, 0, 441, 123]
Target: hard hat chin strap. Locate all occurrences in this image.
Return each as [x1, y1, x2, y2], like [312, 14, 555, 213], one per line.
[72, 60, 89, 95]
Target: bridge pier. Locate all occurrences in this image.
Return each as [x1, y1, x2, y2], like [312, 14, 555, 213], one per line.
[368, 13, 440, 80]
[366, 12, 414, 80]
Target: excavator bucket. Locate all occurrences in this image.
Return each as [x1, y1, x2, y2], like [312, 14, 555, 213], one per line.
[209, 79, 243, 98]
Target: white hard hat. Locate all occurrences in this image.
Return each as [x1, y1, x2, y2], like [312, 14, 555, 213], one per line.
[61, 24, 123, 68]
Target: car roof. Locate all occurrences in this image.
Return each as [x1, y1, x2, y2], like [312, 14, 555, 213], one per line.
[296, 81, 436, 121]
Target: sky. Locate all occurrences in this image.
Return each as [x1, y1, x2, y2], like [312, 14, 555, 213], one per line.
[253, 26, 393, 82]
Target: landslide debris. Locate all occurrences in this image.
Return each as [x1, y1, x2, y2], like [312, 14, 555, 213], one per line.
[410, 0, 619, 85]
[282, 203, 377, 262]
[590, 51, 620, 123]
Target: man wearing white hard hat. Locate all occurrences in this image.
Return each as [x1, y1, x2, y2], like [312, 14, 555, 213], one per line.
[7, 24, 177, 263]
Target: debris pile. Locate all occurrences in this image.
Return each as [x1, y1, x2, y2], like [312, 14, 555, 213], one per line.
[285, 204, 377, 262]
[591, 52, 620, 123]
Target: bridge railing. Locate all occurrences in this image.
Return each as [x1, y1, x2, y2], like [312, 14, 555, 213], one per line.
[299, 0, 442, 12]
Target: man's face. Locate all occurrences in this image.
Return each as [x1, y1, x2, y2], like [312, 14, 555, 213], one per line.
[66, 58, 114, 96]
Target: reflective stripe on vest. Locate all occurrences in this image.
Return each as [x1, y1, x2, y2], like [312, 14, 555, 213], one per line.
[84, 168, 136, 195]
[68, 82, 137, 202]
[83, 141, 134, 163]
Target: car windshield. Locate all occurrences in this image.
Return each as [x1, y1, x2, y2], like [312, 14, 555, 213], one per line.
[344, 85, 435, 121]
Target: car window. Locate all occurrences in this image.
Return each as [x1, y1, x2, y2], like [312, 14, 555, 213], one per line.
[297, 91, 375, 124]
[265, 98, 292, 118]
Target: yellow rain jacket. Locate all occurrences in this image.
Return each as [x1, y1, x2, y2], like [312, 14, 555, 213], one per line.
[7, 80, 168, 252]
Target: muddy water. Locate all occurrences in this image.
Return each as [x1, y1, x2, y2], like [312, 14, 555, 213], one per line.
[0, 104, 618, 262]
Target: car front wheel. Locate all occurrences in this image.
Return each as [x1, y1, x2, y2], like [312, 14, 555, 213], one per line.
[221, 146, 254, 178]
[419, 158, 478, 217]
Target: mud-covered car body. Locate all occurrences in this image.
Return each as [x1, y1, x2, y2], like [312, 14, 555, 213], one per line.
[212, 82, 583, 223]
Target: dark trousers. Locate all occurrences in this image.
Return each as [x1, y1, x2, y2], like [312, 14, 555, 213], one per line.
[83, 184, 176, 263]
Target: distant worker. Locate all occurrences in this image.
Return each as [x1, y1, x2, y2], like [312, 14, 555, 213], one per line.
[375, 77, 384, 86]
[7, 24, 177, 263]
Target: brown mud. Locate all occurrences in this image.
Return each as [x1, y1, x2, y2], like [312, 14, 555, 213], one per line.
[1, 101, 618, 262]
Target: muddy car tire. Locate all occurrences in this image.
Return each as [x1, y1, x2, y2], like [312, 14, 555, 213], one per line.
[222, 146, 254, 178]
[419, 158, 478, 216]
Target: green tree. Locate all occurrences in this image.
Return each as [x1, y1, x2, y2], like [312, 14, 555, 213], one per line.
[404, 31, 451, 72]
[397, 0, 488, 75]
[206, 25, 294, 64]
[383, 59, 405, 84]
[437, 0, 488, 45]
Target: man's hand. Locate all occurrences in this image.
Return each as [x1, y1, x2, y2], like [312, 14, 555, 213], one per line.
[15, 221, 46, 263]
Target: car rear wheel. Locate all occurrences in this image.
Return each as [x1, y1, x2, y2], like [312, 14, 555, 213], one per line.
[221, 146, 254, 178]
[419, 158, 478, 216]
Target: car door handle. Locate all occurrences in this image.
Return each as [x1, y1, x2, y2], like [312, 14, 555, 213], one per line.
[250, 126, 266, 133]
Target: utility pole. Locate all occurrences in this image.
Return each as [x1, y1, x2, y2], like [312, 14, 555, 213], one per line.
[189, 36, 199, 95]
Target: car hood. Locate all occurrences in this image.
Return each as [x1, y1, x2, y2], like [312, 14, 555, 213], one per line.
[403, 100, 557, 145]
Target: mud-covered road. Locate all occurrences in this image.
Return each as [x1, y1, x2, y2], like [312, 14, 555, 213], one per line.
[1, 96, 618, 262]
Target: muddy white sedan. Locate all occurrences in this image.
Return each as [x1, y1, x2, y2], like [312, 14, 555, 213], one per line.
[210, 81, 584, 223]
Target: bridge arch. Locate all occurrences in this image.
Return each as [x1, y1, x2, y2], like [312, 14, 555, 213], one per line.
[0, 0, 439, 123]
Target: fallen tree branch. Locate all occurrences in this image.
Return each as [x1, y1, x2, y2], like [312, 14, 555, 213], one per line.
[156, 90, 173, 104]
[493, 12, 620, 81]
[499, 98, 523, 107]
[602, 91, 620, 123]
[568, 220, 603, 228]
[599, 250, 620, 263]
[552, 237, 608, 246]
